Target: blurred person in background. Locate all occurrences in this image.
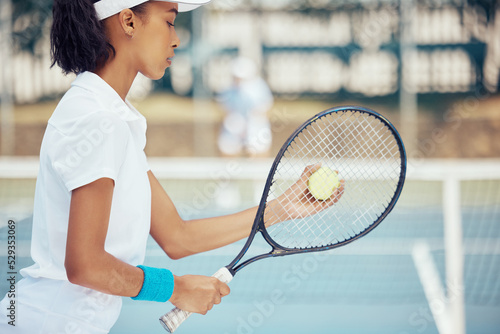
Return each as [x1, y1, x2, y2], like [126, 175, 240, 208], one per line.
[217, 57, 274, 157]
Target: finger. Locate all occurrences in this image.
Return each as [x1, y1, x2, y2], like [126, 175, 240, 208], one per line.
[283, 164, 321, 201]
[293, 164, 323, 195]
[302, 163, 322, 179]
[213, 294, 222, 305]
[331, 180, 345, 202]
[218, 282, 231, 297]
[296, 164, 320, 187]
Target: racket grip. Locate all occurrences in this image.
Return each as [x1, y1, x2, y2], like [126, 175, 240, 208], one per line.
[159, 267, 233, 333]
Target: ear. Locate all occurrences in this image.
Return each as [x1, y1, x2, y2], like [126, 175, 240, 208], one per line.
[118, 9, 136, 37]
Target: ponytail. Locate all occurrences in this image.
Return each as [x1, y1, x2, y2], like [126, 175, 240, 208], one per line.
[50, 0, 112, 75]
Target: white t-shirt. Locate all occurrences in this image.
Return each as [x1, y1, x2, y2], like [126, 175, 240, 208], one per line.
[21, 71, 152, 280]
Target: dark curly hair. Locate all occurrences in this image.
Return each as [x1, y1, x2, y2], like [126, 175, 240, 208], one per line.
[50, 0, 148, 75]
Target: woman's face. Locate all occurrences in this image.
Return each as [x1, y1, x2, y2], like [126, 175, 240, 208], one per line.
[131, 1, 181, 80]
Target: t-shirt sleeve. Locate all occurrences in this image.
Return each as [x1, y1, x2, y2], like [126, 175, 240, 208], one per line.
[143, 151, 151, 173]
[50, 112, 130, 191]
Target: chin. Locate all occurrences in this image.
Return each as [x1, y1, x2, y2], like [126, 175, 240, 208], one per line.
[152, 72, 166, 81]
[142, 70, 166, 81]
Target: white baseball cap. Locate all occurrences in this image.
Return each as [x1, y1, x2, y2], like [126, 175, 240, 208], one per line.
[94, 0, 212, 20]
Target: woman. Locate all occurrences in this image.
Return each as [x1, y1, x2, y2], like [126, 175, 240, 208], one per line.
[0, 1, 343, 333]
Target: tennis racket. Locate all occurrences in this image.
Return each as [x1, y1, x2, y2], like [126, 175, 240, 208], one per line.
[159, 106, 407, 332]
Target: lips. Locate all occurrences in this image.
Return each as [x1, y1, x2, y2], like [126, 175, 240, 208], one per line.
[166, 54, 175, 66]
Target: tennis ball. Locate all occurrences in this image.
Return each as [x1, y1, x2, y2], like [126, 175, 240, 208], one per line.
[308, 167, 340, 200]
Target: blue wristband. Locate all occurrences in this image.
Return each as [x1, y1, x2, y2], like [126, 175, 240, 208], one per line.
[131, 265, 175, 302]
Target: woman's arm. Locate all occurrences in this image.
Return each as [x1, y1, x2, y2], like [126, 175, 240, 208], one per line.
[148, 171, 257, 260]
[65, 177, 229, 314]
[65, 178, 144, 296]
[149, 165, 344, 259]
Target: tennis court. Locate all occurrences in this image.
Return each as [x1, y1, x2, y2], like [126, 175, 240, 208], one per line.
[1, 158, 499, 334]
[1, 1, 499, 333]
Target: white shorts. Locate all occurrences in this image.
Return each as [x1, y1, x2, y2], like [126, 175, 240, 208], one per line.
[0, 277, 122, 334]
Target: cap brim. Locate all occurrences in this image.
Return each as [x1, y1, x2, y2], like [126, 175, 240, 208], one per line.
[177, 4, 201, 12]
[94, 0, 212, 20]
[169, 1, 211, 12]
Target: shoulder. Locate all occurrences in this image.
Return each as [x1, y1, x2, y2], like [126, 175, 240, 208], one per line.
[42, 84, 131, 168]
[43, 91, 131, 189]
[48, 85, 128, 138]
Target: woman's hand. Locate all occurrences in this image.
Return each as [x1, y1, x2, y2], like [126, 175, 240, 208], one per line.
[264, 164, 345, 227]
[169, 275, 230, 314]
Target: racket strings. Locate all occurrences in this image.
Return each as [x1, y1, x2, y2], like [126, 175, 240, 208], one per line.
[264, 110, 403, 250]
[266, 114, 359, 246]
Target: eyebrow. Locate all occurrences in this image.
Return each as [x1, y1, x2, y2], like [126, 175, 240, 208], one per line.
[168, 8, 179, 16]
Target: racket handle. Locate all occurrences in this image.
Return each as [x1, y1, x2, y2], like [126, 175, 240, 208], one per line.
[159, 267, 233, 333]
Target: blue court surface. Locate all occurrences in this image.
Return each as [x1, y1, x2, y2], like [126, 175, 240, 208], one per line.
[0, 177, 499, 334]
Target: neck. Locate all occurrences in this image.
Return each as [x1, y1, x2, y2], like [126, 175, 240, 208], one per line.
[93, 56, 138, 101]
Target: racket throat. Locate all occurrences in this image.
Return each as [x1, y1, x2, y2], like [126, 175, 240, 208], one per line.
[271, 249, 286, 256]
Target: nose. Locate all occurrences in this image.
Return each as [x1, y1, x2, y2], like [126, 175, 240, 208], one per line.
[172, 29, 180, 49]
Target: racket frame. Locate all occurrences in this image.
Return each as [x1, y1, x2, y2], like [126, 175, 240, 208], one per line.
[227, 106, 407, 275]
